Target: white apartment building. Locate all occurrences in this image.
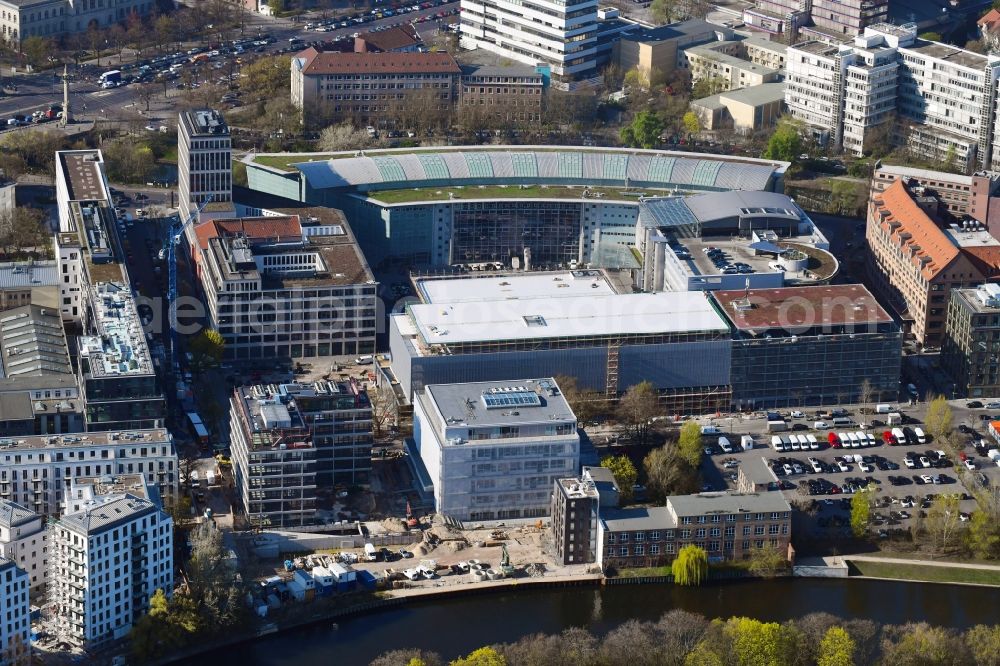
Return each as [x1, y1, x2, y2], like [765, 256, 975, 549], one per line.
[0, 500, 47, 595]
[178, 109, 232, 224]
[0, 429, 178, 519]
[0, 558, 29, 666]
[413, 378, 580, 522]
[49, 484, 173, 649]
[194, 207, 377, 361]
[786, 24, 1000, 169]
[0, 0, 155, 45]
[459, 0, 598, 84]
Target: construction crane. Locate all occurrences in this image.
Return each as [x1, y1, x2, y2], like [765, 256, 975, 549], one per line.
[162, 197, 212, 372]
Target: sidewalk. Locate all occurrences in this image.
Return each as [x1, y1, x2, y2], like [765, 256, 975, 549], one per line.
[842, 554, 1000, 571]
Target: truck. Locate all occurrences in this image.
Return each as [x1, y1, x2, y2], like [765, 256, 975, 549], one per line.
[364, 543, 378, 562]
[98, 70, 122, 88]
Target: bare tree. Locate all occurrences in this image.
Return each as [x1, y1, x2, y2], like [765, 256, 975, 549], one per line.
[859, 379, 874, 421]
[368, 382, 397, 441]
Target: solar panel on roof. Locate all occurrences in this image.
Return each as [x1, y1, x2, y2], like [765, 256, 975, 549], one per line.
[481, 390, 542, 409]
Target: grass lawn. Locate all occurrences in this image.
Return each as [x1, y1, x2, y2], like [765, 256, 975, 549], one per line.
[849, 560, 1000, 586]
[618, 566, 673, 578]
[369, 184, 656, 204]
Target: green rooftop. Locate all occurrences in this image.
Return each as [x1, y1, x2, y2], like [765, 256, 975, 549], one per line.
[365, 184, 673, 204]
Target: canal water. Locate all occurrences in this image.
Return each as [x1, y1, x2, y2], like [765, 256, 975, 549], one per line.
[197, 579, 1000, 665]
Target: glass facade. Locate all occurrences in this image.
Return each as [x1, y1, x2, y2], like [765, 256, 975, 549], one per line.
[450, 201, 581, 265]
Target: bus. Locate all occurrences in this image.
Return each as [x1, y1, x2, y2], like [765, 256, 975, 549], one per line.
[98, 70, 121, 88]
[186, 412, 209, 447]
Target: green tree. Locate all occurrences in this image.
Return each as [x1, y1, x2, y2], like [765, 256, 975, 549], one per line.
[966, 625, 1000, 666]
[241, 54, 292, 103]
[763, 120, 803, 162]
[616, 380, 659, 444]
[924, 395, 953, 448]
[450, 647, 506, 666]
[623, 67, 650, 91]
[103, 138, 156, 184]
[672, 544, 708, 586]
[966, 509, 1000, 559]
[747, 545, 788, 579]
[685, 642, 725, 666]
[650, 0, 677, 23]
[817, 626, 856, 666]
[683, 111, 701, 135]
[925, 493, 962, 553]
[919, 31, 942, 41]
[620, 110, 665, 149]
[725, 617, 795, 666]
[691, 75, 727, 99]
[188, 329, 225, 373]
[850, 484, 874, 538]
[20, 36, 51, 69]
[644, 443, 697, 501]
[881, 623, 971, 666]
[678, 420, 703, 468]
[600, 455, 637, 504]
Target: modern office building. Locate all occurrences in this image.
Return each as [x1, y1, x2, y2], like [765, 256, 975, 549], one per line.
[942, 284, 1000, 398]
[290, 50, 462, 129]
[230, 386, 318, 528]
[0, 428, 178, 519]
[413, 378, 579, 522]
[458, 64, 546, 126]
[711, 284, 902, 408]
[786, 25, 1000, 169]
[78, 282, 164, 431]
[390, 273, 734, 411]
[459, 0, 599, 85]
[49, 479, 173, 650]
[867, 180, 1000, 347]
[871, 164, 1000, 228]
[178, 109, 232, 222]
[194, 207, 377, 361]
[0, 557, 29, 666]
[0, 0, 155, 45]
[0, 499, 47, 594]
[597, 491, 792, 569]
[550, 466, 618, 565]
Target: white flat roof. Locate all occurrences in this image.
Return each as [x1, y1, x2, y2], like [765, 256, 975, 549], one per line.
[416, 271, 616, 304]
[408, 291, 729, 344]
[943, 227, 1000, 248]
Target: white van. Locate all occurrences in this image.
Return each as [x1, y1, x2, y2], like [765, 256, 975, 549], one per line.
[701, 425, 721, 435]
[891, 427, 905, 444]
[355, 355, 374, 365]
[718, 436, 733, 453]
[364, 543, 378, 562]
[770, 435, 783, 451]
[914, 427, 927, 444]
[814, 421, 830, 430]
[875, 404, 893, 414]
[779, 435, 792, 451]
[845, 433, 858, 448]
[837, 433, 849, 449]
[854, 431, 868, 447]
[796, 434, 810, 450]
[866, 432, 877, 447]
[806, 434, 819, 450]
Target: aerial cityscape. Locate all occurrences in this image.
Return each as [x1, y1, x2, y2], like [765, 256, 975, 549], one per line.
[2, 0, 1000, 663]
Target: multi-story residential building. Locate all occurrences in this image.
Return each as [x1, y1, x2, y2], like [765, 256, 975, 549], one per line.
[78, 282, 164, 431]
[0, 0, 155, 45]
[867, 179, 1000, 347]
[458, 64, 546, 126]
[711, 285, 902, 408]
[742, 0, 810, 42]
[49, 479, 172, 650]
[194, 207, 377, 361]
[786, 25, 1000, 169]
[597, 491, 792, 569]
[0, 557, 29, 666]
[0, 260, 59, 312]
[0, 429, 177, 519]
[942, 284, 1000, 398]
[413, 378, 580, 522]
[230, 386, 318, 528]
[459, 0, 598, 86]
[684, 41, 781, 92]
[178, 109, 232, 223]
[871, 164, 1000, 225]
[290, 50, 462, 129]
[550, 466, 618, 565]
[0, 500, 47, 595]
[805, 0, 887, 40]
[234, 382, 372, 487]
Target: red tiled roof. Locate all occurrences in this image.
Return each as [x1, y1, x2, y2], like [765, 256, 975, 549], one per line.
[195, 216, 303, 249]
[871, 180, 959, 281]
[297, 50, 460, 75]
[963, 246, 1000, 274]
[979, 8, 1000, 31]
[355, 25, 421, 52]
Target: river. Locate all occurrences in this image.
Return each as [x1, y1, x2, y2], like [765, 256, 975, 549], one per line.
[192, 578, 1000, 664]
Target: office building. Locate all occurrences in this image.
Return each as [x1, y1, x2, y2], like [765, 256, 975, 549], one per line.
[597, 491, 791, 569]
[0, 0, 155, 45]
[711, 284, 902, 408]
[742, 0, 810, 42]
[178, 109, 232, 222]
[786, 25, 1000, 169]
[194, 207, 377, 361]
[78, 282, 164, 432]
[354, 24, 422, 53]
[458, 64, 546, 126]
[614, 20, 733, 81]
[684, 41, 781, 92]
[230, 386, 318, 528]
[943, 284, 1000, 398]
[0, 558, 29, 666]
[0, 500, 47, 594]
[0, 428, 177, 519]
[550, 466, 618, 565]
[49, 480, 172, 649]
[0, 260, 59, 312]
[413, 378, 579, 522]
[868, 180, 1000, 347]
[806, 0, 888, 40]
[290, 50, 462, 129]
[690, 83, 785, 133]
[459, 0, 599, 85]
[390, 273, 734, 412]
[871, 164, 1000, 228]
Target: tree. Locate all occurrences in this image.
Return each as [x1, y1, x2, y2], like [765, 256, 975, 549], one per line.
[925, 493, 962, 553]
[601, 455, 637, 504]
[817, 626, 855, 666]
[616, 381, 659, 444]
[880, 623, 971, 666]
[369, 382, 398, 441]
[966, 625, 1000, 666]
[644, 443, 697, 501]
[0, 206, 49, 258]
[966, 509, 1000, 559]
[858, 379, 874, 418]
[318, 122, 373, 152]
[747, 545, 788, 579]
[241, 55, 292, 104]
[850, 484, 874, 538]
[623, 67, 650, 92]
[724, 617, 796, 666]
[924, 395, 954, 448]
[20, 36, 51, 69]
[370, 650, 443, 666]
[763, 120, 803, 162]
[678, 421, 703, 468]
[672, 544, 708, 586]
[683, 111, 701, 135]
[450, 647, 506, 666]
[102, 138, 156, 184]
[554, 375, 603, 425]
[691, 75, 727, 100]
[620, 111, 664, 149]
[650, 0, 677, 23]
[188, 329, 225, 373]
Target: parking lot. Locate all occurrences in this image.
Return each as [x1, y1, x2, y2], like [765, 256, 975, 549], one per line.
[702, 405, 1000, 537]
